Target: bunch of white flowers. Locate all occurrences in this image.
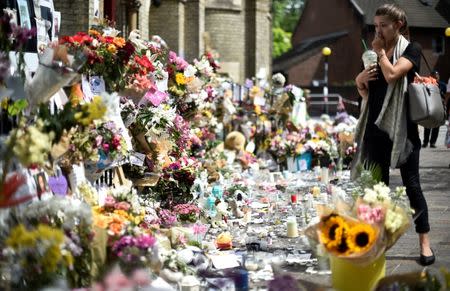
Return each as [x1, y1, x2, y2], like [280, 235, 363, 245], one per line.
[363, 182, 392, 204]
[385, 208, 404, 233]
[22, 196, 92, 229]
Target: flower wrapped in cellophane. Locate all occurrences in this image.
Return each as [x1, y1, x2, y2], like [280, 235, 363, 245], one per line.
[306, 182, 411, 265]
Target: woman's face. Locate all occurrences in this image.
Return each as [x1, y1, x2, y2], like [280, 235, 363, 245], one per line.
[374, 15, 401, 43]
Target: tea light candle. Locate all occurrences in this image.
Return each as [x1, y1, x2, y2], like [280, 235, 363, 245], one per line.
[287, 216, 299, 238]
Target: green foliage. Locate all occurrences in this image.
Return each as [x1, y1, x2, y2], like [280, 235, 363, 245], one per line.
[272, 0, 304, 58]
[352, 161, 383, 199]
[273, 27, 292, 58]
[272, 0, 305, 33]
[6, 99, 28, 116]
[38, 102, 77, 144]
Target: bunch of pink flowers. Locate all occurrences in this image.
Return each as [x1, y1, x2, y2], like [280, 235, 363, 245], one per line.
[173, 203, 200, 223]
[112, 233, 157, 263]
[357, 204, 384, 224]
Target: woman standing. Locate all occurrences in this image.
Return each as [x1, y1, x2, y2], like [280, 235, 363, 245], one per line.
[352, 4, 434, 266]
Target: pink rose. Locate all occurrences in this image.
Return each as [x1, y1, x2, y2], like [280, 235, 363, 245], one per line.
[104, 195, 116, 208]
[114, 201, 131, 211]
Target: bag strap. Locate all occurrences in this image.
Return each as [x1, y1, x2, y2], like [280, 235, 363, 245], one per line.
[420, 51, 432, 74]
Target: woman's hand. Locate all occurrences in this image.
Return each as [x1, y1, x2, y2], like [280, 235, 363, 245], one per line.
[372, 33, 386, 55]
[356, 64, 378, 88]
[355, 65, 378, 100]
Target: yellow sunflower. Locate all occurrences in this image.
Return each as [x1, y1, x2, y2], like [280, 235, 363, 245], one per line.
[319, 215, 348, 251]
[346, 223, 377, 254]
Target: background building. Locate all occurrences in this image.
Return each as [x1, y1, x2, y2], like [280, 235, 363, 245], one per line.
[273, 0, 450, 111]
[53, 0, 272, 83]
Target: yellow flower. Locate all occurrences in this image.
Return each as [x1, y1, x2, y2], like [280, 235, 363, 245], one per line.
[295, 143, 304, 154]
[317, 131, 326, 139]
[113, 37, 126, 48]
[76, 96, 106, 126]
[346, 223, 377, 254]
[254, 105, 261, 115]
[319, 215, 348, 250]
[202, 110, 212, 118]
[175, 73, 186, 85]
[107, 44, 117, 54]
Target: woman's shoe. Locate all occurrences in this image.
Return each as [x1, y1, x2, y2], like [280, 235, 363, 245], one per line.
[419, 249, 435, 266]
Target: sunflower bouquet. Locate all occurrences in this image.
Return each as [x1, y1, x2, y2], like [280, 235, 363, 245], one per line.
[307, 182, 411, 265]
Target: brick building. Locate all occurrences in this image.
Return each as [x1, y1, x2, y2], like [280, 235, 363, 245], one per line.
[52, 0, 272, 83]
[273, 0, 450, 106]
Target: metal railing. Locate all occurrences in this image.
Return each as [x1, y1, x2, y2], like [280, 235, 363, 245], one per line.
[307, 93, 358, 116]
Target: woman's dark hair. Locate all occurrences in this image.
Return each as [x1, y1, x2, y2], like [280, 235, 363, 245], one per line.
[375, 4, 409, 38]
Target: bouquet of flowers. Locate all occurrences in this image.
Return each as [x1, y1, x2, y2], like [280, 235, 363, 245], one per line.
[92, 186, 145, 238]
[152, 157, 199, 208]
[4, 118, 54, 167]
[91, 121, 128, 161]
[111, 233, 157, 274]
[173, 203, 201, 223]
[307, 180, 411, 264]
[19, 197, 94, 287]
[2, 224, 74, 289]
[60, 27, 135, 91]
[303, 137, 337, 167]
[342, 143, 357, 169]
[158, 209, 178, 228]
[0, 10, 36, 83]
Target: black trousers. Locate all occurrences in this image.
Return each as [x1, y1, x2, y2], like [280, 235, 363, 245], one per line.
[364, 136, 430, 233]
[423, 127, 440, 146]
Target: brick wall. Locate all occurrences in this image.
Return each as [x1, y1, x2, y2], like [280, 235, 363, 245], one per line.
[184, 0, 205, 62]
[205, 4, 246, 82]
[254, 0, 271, 80]
[54, 0, 94, 36]
[149, 0, 185, 55]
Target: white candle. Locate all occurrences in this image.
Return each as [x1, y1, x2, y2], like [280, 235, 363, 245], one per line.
[287, 217, 299, 238]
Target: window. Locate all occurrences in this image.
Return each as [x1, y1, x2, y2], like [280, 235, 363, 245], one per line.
[432, 36, 445, 55]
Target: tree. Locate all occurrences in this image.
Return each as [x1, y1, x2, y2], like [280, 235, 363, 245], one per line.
[272, 0, 304, 57]
[272, 0, 304, 33]
[273, 27, 292, 58]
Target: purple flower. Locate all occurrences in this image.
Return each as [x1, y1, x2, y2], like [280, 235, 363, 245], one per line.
[245, 79, 254, 89]
[159, 209, 177, 228]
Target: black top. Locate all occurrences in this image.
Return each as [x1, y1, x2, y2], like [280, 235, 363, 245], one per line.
[364, 42, 422, 147]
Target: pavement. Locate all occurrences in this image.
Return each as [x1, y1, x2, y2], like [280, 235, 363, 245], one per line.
[386, 125, 450, 274]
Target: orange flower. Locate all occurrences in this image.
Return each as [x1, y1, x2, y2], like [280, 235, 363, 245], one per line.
[93, 214, 112, 229]
[113, 37, 126, 48]
[88, 29, 101, 38]
[108, 222, 124, 236]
